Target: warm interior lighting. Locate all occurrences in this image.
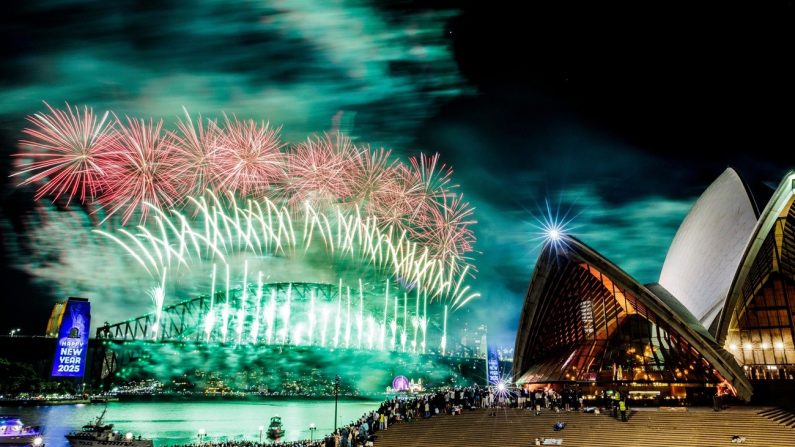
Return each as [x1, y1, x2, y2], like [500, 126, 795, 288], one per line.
[743, 343, 753, 350]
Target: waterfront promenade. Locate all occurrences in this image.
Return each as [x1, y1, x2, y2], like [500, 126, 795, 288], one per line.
[375, 407, 795, 447]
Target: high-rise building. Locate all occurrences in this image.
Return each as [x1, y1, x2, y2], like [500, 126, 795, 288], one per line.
[45, 301, 66, 338]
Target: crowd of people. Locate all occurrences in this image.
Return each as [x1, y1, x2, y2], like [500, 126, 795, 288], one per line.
[168, 385, 632, 447]
[315, 387, 494, 447]
[168, 438, 326, 447]
[167, 387, 510, 447]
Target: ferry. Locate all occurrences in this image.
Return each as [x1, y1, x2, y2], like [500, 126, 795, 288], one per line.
[266, 416, 284, 440]
[0, 416, 43, 446]
[65, 408, 153, 447]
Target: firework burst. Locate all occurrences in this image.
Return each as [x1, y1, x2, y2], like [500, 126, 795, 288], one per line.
[214, 115, 285, 197]
[405, 152, 455, 206]
[393, 153, 456, 223]
[13, 106, 479, 291]
[167, 109, 223, 196]
[100, 116, 180, 224]
[350, 147, 399, 216]
[414, 192, 476, 263]
[13, 102, 115, 205]
[284, 132, 357, 209]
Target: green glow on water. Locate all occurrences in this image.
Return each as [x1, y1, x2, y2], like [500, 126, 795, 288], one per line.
[1, 400, 380, 446]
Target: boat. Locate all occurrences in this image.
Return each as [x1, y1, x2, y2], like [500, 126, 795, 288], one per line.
[266, 416, 284, 440]
[0, 416, 43, 445]
[65, 407, 153, 447]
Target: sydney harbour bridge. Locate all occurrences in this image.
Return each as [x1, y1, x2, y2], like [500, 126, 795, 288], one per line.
[90, 282, 483, 393]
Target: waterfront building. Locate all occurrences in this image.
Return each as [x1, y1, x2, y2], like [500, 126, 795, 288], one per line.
[514, 168, 795, 402]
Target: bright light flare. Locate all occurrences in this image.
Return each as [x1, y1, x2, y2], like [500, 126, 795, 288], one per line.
[529, 198, 580, 252]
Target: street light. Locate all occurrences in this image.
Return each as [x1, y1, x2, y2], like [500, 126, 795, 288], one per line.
[258, 425, 264, 444]
[333, 375, 340, 432]
[309, 423, 317, 442]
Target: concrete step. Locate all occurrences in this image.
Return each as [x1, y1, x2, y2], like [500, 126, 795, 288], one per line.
[374, 408, 795, 447]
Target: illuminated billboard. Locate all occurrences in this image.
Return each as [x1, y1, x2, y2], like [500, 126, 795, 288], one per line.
[51, 298, 90, 378]
[487, 345, 500, 385]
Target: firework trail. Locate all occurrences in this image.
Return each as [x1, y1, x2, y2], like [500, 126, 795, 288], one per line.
[96, 192, 479, 308]
[13, 104, 480, 308]
[149, 269, 167, 340]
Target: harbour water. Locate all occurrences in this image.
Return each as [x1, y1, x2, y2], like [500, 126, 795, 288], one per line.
[0, 400, 381, 446]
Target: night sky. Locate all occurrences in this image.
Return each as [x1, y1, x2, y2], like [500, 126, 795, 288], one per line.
[2, 1, 794, 347]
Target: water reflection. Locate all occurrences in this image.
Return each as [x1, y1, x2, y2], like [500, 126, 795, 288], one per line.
[0, 400, 379, 447]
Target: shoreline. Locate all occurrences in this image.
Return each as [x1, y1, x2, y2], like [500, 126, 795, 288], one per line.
[0, 394, 384, 407]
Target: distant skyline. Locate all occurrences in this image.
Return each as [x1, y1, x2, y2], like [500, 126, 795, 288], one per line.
[2, 1, 794, 347]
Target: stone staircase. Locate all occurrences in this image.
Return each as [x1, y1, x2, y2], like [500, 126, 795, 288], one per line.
[374, 407, 795, 446]
[758, 407, 795, 429]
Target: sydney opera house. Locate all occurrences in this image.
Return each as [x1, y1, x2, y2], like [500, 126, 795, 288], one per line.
[513, 169, 795, 403]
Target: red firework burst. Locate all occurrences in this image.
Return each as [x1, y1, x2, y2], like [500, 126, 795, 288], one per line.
[215, 115, 285, 197]
[351, 147, 399, 213]
[284, 132, 358, 209]
[414, 192, 476, 262]
[375, 153, 456, 230]
[405, 153, 455, 204]
[99, 116, 180, 224]
[167, 109, 223, 196]
[14, 102, 115, 205]
[367, 172, 415, 235]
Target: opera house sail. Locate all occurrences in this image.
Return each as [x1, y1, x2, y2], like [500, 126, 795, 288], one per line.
[658, 168, 758, 331]
[717, 172, 795, 382]
[513, 236, 752, 401]
[513, 168, 795, 404]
